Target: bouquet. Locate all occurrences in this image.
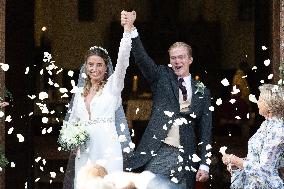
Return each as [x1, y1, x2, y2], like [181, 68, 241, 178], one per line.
[58, 121, 89, 151]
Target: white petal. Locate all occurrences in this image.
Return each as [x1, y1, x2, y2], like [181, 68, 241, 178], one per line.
[249, 94, 257, 103]
[0, 111, 4, 118]
[0, 63, 9, 71]
[221, 78, 230, 86]
[39, 92, 48, 100]
[68, 70, 74, 77]
[8, 127, 14, 134]
[216, 98, 222, 106]
[59, 88, 68, 93]
[192, 154, 201, 162]
[5, 115, 12, 122]
[11, 162, 16, 168]
[229, 99, 236, 104]
[50, 172, 56, 178]
[25, 67, 30, 74]
[42, 117, 48, 124]
[264, 59, 270, 66]
[219, 146, 227, 155]
[268, 74, 273, 80]
[135, 108, 139, 114]
[209, 106, 214, 111]
[17, 134, 25, 142]
[60, 167, 64, 173]
[164, 111, 174, 117]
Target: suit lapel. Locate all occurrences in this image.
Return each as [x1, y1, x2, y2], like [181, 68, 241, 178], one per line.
[189, 79, 199, 113]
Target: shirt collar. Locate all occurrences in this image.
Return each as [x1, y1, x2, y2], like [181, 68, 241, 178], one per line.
[179, 75, 191, 84]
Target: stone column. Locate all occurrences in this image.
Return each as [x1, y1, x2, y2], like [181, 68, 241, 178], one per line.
[0, 0, 5, 188]
[280, 0, 284, 83]
[272, 0, 284, 83]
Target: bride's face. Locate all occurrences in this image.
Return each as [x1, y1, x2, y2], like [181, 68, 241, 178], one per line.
[86, 55, 107, 83]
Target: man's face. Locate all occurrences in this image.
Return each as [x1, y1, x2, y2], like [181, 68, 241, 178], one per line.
[169, 46, 192, 77]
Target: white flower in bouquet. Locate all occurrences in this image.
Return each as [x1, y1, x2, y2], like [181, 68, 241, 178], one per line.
[58, 121, 89, 151]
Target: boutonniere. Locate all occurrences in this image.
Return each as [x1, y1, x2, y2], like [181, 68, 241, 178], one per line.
[195, 81, 205, 95]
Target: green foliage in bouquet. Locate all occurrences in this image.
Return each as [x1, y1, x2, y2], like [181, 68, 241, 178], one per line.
[0, 147, 8, 168]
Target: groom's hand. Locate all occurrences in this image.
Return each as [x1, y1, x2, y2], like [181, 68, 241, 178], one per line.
[196, 169, 209, 182]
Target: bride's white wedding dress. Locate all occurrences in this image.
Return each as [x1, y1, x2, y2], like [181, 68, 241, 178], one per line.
[67, 32, 132, 188]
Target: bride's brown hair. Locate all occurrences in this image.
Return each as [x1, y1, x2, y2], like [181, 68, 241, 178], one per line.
[82, 47, 110, 97]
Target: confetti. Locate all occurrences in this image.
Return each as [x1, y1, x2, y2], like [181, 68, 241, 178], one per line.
[35, 157, 41, 162]
[164, 111, 174, 117]
[5, 115, 12, 122]
[28, 95, 36, 99]
[39, 92, 48, 100]
[264, 59, 270, 66]
[262, 46, 267, 50]
[249, 94, 257, 103]
[206, 144, 212, 150]
[190, 112, 196, 118]
[231, 85, 240, 94]
[59, 88, 68, 93]
[209, 106, 214, 111]
[42, 117, 48, 124]
[219, 146, 227, 155]
[60, 167, 64, 173]
[235, 116, 241, 120]
[221, 78, 230, 86]
[8, 127, 14, 134]
[171, 177, 178, 183]
[0, 111, 4, 118]
[68, 70, 74, 77]
[135, 108, 139, 114]
[0, 63, 9, 71]
[50, 172, 56, 178]
[229, 99, 236, 104]
[11, 162, 15, 168]
[17, 134, 25, 142]
[42, 128, 47, 135]
[216, 98, 222, 106]
[206, 158, 211, 165]
[25, 67, 29, 74]
[268, 74, 273, 80]
[192, 154, 201, 162]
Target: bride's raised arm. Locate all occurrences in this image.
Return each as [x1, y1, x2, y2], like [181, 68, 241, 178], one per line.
[110, 32, 132, 95]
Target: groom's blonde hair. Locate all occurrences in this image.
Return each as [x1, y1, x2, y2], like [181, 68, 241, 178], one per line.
[168, 42, 192, 57]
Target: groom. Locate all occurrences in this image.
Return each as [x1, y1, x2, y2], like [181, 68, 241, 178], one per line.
[121, 11, 212, 189]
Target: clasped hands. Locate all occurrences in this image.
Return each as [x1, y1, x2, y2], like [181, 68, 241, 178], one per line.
[121, 10, 136, 32]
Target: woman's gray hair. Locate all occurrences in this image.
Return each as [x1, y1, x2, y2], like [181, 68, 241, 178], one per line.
[259, 84, 284, 118]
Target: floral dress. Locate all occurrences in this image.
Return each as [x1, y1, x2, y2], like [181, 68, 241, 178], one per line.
[231, 118, 284, 189]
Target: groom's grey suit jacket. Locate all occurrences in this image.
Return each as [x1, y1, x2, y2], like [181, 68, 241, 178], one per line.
[127, 36, 212, 186]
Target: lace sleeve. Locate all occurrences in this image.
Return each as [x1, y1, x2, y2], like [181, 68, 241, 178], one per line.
[108, 32, 132, 95]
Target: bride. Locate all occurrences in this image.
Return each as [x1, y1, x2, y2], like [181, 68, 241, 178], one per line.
[62, 11, 136, 189]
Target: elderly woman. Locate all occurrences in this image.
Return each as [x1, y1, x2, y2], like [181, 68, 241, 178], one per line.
[222, 84, 284, 188]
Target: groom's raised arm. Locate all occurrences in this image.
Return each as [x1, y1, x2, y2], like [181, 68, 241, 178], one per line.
[121, 11, 160, 84]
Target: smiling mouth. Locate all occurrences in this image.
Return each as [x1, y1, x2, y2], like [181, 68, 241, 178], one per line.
[175, 66, 182, 70]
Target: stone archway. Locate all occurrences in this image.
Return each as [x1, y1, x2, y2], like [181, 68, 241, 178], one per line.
[0, 0, 5, 188]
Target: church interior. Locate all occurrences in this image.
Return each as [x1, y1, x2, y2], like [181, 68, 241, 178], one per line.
[0, 0, 282, 188]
